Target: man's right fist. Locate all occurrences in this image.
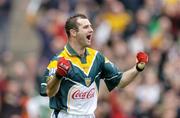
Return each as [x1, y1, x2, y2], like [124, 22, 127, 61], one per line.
[56, 57, 71, 78]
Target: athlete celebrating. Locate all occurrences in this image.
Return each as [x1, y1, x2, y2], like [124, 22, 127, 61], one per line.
[40, 14, 148, 118]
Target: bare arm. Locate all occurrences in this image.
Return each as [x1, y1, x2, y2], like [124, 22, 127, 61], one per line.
[46, 57, 71, 97]
[118, 52, 148, 88]
[118, 66, 139, 88]
[46, 76, 62, 97]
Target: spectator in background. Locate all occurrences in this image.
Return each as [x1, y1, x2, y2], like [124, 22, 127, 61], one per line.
[119, 0, 144, 13]
[26, 0, 68, 66]
[100, 0, 131, 34]
[163, 0, 180, 41]
[0, 0, 12, 58]
[128, 27, 149, 54]
[0, 79, 23, 118]
[135, 68, 161, 118]
[26, 96, 51, 118]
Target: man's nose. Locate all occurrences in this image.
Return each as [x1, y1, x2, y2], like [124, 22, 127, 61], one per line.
[89, 27, 93, 33]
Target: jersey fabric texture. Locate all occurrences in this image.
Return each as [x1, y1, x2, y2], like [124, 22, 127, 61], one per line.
[40, 43, 123, 115]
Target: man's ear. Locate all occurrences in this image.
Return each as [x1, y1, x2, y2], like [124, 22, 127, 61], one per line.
[70, 29, 77, 37]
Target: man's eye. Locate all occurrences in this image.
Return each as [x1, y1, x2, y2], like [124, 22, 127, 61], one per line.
[83, 26, 88, 29]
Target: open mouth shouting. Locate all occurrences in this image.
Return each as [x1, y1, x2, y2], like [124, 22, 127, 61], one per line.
[86, 34, 92, 41]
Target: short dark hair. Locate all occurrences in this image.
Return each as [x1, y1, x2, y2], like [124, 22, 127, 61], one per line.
[65, 14, 87, 37]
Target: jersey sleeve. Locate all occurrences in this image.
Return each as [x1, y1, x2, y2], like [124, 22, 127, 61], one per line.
[40, 55, 59, 96]
[100, 54, 123, 91]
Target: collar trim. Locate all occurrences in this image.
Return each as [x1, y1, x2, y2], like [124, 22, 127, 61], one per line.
[65, 43, 89, 57]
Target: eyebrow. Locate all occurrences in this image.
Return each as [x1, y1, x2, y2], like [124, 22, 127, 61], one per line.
[83, 24, 92, 28]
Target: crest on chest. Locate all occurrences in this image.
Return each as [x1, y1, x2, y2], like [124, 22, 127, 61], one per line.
[84, 77, 91, 87]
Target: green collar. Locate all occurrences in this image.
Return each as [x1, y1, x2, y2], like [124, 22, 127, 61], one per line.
[65, 43, 89, 57]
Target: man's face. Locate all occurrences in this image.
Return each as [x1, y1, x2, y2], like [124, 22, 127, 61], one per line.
[75, 18, 94, 47]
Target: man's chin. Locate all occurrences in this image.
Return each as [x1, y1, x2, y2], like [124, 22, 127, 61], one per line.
[87, 42, 92, 47]
[85, 44, 91, 47]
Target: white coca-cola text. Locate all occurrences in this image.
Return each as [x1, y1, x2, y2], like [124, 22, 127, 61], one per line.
[72, 88, 95, 99]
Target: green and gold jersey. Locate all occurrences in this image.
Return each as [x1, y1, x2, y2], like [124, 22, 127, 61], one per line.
[40, 43, 123, 115]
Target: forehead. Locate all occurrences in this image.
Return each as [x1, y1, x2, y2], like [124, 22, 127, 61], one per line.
[76, 18, 91, 27]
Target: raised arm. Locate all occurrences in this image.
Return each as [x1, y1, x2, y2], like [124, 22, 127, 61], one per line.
[118, 52, 148, 88]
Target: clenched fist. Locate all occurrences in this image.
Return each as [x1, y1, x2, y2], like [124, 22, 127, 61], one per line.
[136, 52, 148, 72]
[56, 57, 71, 79]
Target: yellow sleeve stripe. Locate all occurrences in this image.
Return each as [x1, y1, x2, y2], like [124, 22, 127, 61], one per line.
[47, 60, 58, 70]
[47, 50, 67, 70]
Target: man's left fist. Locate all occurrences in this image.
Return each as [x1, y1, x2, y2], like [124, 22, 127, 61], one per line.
[136, 52, 148, 72]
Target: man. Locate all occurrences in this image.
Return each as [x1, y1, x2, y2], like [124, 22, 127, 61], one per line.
[40, 14, 148, 118]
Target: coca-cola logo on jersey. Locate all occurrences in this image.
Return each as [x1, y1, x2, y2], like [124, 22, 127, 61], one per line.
[72, 88, 95, 99]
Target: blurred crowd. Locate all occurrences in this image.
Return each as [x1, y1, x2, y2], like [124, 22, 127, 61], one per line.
[0, 0, 180, 118]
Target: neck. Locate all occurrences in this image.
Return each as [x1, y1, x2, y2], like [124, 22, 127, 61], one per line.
[68, 39, 86, 56]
